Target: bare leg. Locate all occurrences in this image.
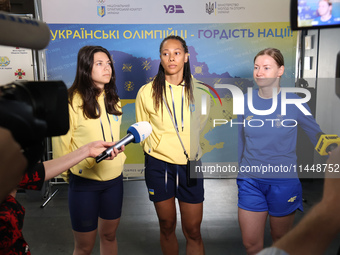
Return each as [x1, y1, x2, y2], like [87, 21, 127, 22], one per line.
[154, 197, 178, 255]
[72, 229, 97, 255]
[238, 208, 268, 255]
[269, 212, 295, 242]
[98, 217, 120, 255]
[178, 201, 205, 255]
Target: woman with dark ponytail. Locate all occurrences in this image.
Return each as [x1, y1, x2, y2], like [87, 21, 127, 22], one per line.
[136, 36, 208, 255]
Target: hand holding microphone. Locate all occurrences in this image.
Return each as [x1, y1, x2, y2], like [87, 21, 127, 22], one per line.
[96, 121, 152, 163]
[315, 132, 340, 155]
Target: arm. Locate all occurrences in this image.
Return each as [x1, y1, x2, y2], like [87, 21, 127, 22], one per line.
[0, 128, 27, 203]
[17, 141, 123, 190]
[297, 102, 322, 146]
[44, 140, 123, 181]
[273, 146, 340, 255]
[237, 114, 245, 166]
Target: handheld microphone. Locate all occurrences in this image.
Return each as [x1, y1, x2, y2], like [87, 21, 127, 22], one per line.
[0, 11, 50, 50]
[315, 132, 340, 155]
[96, 121, 152, 163]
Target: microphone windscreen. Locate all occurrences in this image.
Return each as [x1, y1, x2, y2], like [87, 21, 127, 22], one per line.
[0, 11, 50, 50]
[127, 122, 152, 143]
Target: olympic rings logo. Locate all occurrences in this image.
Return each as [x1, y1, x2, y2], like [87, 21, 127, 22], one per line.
[97, 0, 105, 4]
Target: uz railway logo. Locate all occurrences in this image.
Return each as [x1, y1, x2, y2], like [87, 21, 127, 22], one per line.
[164, 5, 185, 14]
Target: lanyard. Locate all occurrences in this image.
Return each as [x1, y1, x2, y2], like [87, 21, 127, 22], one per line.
[163, 86, 188, 160]
[98, 107, 114, 142]
[169, 85, 185, 132]
[163, 85, 199, 161]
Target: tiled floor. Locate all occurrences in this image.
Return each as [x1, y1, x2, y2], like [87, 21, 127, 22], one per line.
[18, 178, 340, 254]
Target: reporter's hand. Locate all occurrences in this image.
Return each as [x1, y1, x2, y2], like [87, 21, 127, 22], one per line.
[0, 128, 27, 202]
[106, 145, 125, 160]
[86, 141, 125, 160]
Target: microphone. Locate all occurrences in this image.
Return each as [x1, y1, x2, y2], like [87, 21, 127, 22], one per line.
[96, 121, 152, 163]
[315, 132, 340, 155]
[0, 11, 50, 50]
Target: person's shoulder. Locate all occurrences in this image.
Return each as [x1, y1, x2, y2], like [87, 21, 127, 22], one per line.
[71, 92, 82, 102]
[313, 16, 321, 22]
[191, 78, 205, 92]
[192, 81, 208, 101]
[138, 81, 153, 95]
[192, 76, 201, 86]
[68, 92, 83, 113]
[244, 87, 257, 97]
[312, 16, 322, 25]
[284, 90, 303, 99]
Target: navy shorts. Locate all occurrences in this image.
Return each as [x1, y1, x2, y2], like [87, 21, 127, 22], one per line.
[144, 154, 204, 204]
[237, 178, 303, 217]
[68, 173, 123, 232]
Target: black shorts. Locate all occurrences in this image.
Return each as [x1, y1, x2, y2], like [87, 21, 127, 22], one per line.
[68, 173, 123, 232]
[144, 154, 204, 204]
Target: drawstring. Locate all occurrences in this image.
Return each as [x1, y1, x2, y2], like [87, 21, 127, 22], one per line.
[106, 111, 114, 141]
[176, 165, 179, 191]
[98, 107, 114, 142]
[165, 163, 168, 193]
[164, 164, 179, 193]
[181, 86, 184, 132]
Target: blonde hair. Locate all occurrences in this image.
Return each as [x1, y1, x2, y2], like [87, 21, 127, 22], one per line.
[254, 48, 284, 67]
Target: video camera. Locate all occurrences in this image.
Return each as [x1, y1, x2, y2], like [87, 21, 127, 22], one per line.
[0, 12, 69, 169]
[0, 81, 69, 168]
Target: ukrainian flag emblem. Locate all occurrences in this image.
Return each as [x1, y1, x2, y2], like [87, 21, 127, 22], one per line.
[148, 189, 154, 195]
[112, 115, 118, 121]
